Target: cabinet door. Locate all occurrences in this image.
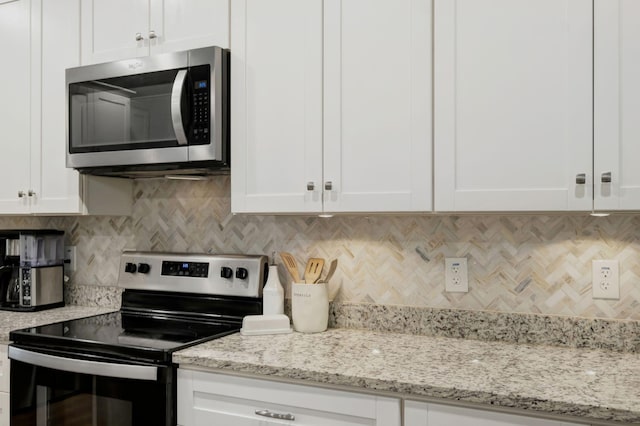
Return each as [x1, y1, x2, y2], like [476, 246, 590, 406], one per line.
[81, 0, 148, 64]
[230, 0, 323, 213]
[323, 0, 431, 213]
[594, 0, 640, 210]
[178, 370, 401, 426]
[30, 0, 85, 214]
[434, 0, 592, 212]
[404, 401, 583, 426]
[0, 345, 8, 393]
[0, 392, 8, 426]
[0, 345, 7, 426]
[0, 0, 31, 214]
[149, 0, 229, 53]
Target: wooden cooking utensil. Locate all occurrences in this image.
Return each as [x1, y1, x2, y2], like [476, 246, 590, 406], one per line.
[317, 259, 337, 283]
[279, 252, 301, 282]
[304, 258, 325, 284]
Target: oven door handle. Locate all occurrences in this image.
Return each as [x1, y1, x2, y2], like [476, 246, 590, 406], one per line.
[171, 69, 189, 146]
[8, 346, 158, 381]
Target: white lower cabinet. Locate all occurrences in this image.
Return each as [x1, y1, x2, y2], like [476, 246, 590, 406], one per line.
[0, 344, 9, 426]
[177, 369, 401, 426]
[0, 392, 8, 426]
[404, 400, 586, 426]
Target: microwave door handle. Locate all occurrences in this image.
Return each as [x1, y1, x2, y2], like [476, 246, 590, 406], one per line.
[171, 69, 189, 146]
[8, 346, 158, 381]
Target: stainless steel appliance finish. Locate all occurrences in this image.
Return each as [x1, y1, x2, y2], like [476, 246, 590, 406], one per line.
[0, 230, 65, 312]
[19, 265, 64, 308]
[118, 251, 268, 297]
[66, 46, 229, 178]
[8, 346, 158, 381]
[9, 251, 266, 426]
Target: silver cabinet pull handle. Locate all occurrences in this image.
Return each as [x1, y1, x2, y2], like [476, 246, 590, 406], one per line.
[255, 409, 295, 421]
[324, 181, 333, 191]
[575, 173, 586, 184]
[135, 32, 143, 41]
[149, 30, 157, 39]
[17, 190, 26, 198]
[601, 172, 612, 183]
[28, 190, 36, 197]
[307, 182, 315, 191]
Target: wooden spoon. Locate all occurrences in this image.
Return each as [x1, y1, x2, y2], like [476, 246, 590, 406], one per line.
[304, 258, 324, 284]
[317, 259, 337, 283]
[279, 252, 301, 282]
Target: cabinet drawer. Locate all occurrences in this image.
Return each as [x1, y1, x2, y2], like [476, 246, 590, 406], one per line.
[404, 400, 585, 426]
[0, 392, 8, 426]
[0, 345, 8, 393]
[178, 369, 400, 426]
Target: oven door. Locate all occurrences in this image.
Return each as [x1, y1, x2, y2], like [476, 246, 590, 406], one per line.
[8, 346, 174, 426]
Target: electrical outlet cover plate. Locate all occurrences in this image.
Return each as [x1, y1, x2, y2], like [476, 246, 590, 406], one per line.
[445, 257, 469, 293]
[64, 246, 77, 273]
[592, 259, 619, 300]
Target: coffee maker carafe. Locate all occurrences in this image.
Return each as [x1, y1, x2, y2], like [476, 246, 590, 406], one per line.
[0, 237, 20, 306]
[0, 230, 65, 311]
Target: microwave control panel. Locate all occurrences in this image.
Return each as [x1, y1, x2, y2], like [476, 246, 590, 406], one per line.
[190, 65, 210, 145]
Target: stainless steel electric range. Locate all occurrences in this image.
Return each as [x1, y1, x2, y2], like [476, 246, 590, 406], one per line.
[8, 251, 267, 426]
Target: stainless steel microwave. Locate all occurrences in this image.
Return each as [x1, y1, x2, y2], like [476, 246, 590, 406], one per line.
[65, 46, 229, 178]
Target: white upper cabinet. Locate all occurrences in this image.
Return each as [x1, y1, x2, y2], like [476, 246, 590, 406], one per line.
[230, 0, 323, 213]
[0, 0, 131, 216]
[323, 0, 431, 213]
[0, 0, 32, 214]
[594, 0, 640, 211]
[231, 0, 432, 214]
[81, 0, 229, 65]
[434, 0, 593, 212]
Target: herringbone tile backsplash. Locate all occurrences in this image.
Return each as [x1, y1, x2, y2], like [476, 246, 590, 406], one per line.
[4, 177, 640, 320]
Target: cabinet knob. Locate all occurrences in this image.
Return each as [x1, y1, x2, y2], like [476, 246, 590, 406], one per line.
[307, 182, 315, 191]
[135, 32, 144, 41]
[28, 190, 36, 197]
[601, 172, 612, 183]
[324, 181, 333, 191]
[148, 30, 157, 39]
[17, 190, 25, 198]
[575, 173, 586, 185]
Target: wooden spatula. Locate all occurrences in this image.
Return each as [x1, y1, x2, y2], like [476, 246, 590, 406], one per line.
[318, 259, 337, 283]
[279, 252, 301, 282]
[303, 258, 324, 284]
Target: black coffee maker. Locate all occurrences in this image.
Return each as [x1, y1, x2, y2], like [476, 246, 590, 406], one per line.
[0, 236, 21, 306]
[0, 229, 65, 311]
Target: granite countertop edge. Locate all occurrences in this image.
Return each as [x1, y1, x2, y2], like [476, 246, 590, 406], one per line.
[174, 328, 640, 425]
[175, 356, 633, 424]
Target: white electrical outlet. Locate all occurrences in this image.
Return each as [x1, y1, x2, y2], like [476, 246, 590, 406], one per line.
[64, 246, 77, 273]
[592, 259, 619, 299]
[445, 258, 468, 293]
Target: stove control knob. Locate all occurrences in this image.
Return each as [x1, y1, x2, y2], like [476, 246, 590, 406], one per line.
[220, 266, 233, 279]
[137, 263, 151, 274]
[124, 262, 137, 273]
[235, 267, 249, 280]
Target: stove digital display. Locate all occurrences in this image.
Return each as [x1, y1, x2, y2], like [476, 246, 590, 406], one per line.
[161, 261, 209, 278]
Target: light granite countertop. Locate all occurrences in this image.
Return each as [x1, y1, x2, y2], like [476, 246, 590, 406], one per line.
[0, 306, 116, 343]
[174, 328, 640, 425]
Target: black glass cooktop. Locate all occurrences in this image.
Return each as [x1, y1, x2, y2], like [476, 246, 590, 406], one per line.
[10, 289, 263, 364]
[9, 311, 239, 364]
